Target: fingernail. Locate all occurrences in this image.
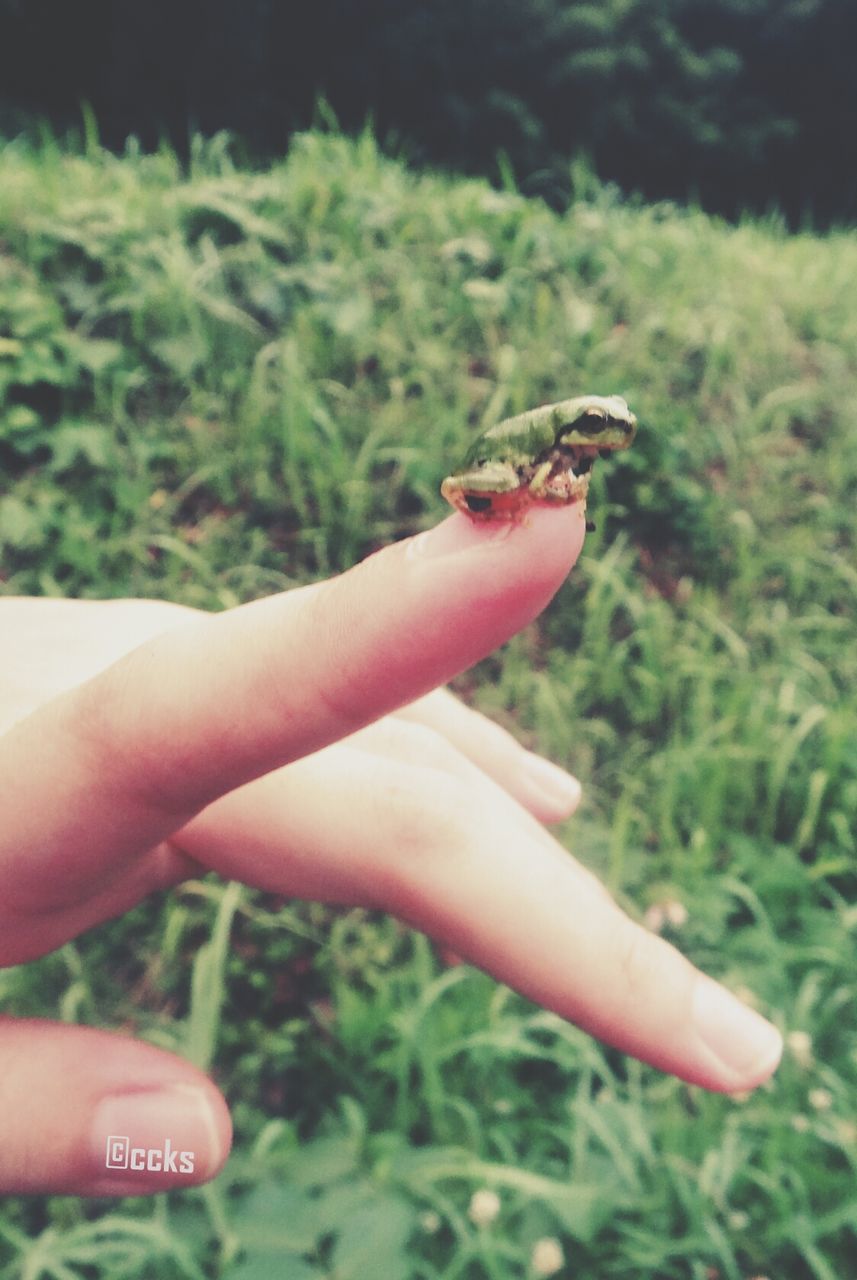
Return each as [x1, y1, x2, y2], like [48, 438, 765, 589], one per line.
[408, 506, 587, 561]
[405, 515, 513, 561]
[520, 752, 583, 812]
[90, 1084, 224, 1189]
[692, 979, 783, 1086]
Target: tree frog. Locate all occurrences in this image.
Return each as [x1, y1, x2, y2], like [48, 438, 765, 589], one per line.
[441, 394, 637, 520]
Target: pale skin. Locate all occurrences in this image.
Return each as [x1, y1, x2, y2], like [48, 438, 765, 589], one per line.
[0, 507, 783, 1196]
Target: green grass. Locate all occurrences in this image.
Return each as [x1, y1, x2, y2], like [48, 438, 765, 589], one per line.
[1, 127, 855, 1279]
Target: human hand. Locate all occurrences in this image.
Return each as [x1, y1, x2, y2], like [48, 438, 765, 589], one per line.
[0, 507, 782, 1195]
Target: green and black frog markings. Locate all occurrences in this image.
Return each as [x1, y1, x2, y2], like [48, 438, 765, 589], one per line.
[442, 394, 637, 521]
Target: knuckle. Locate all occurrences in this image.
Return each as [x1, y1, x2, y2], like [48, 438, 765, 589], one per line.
[371, 765, 482, 898]
[69, 654, 189, 815]
[389, 720, 468, 772]
[383, 768, 476, 857]
[362, 718, 467, 774]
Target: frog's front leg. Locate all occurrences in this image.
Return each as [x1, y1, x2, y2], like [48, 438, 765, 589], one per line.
[527, 457, 590, 506]
[528, 459, 554, 497]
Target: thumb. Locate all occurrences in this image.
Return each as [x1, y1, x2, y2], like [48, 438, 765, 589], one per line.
[0, 1019, 231, 1196]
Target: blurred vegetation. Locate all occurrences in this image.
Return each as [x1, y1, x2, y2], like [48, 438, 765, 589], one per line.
[1, 0, 856, 226]
[1, 131, 856, 1277]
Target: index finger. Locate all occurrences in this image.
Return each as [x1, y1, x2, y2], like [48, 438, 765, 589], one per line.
[0, 506, 586, 911]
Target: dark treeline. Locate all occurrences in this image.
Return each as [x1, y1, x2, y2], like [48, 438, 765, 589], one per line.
[0, 0, 854, 226]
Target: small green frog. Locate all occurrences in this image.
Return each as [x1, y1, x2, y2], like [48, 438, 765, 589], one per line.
[441, 394, 637, 520]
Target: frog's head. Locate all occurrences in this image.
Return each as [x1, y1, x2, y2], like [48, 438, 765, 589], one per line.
[553, 395, 637, 452]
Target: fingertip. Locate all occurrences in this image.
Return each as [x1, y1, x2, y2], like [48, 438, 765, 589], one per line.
[85, 1080, 233, 1196]
[389, 504, 588, 677]
[0, 1021, 233, 1197]
[690, 977, 784, 1093]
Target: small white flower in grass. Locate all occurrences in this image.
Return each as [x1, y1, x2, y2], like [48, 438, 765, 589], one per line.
[808, 1087, 833, 1111]
[531, 1236, 565, 1276]
[834, 1118, 857, 1146]
[786, 1030, 813, 1068]
[463, 279, 504, 303]
[644, 898, 687, 933]
[419, 1210, 441, 1234]
[791, 1113, 810, 1133]
[468, 1188, 501, 1227]
[643, 903, 665, 932]
[664, 898, 688, 927]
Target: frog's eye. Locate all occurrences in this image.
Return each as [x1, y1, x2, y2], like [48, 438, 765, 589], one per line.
[464, 494, 493, 514]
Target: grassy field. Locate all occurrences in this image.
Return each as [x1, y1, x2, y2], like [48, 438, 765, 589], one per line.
[0, 128, 855, 1279]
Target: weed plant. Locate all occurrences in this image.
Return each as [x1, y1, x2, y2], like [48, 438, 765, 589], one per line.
[0, 129, 855, 1279]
